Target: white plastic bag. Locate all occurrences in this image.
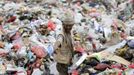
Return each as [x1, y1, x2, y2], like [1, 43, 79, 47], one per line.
[32, 68, 43, 75]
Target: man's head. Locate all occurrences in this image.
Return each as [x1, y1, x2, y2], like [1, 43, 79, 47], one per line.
[62, 11, 75, 33]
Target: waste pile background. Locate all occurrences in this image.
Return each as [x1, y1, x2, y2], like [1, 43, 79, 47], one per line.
[0, 0, 134, 75]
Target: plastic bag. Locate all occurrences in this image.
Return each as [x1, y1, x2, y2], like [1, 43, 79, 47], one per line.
[27, 50, 36, 62]
[74, 42, 84, 53]
[16, 67, 27, 75]
[31, 46, 47, 58]
[47, 20, 56, 31]
[16, 47, 27, 58]
[12, 39, 23, 50]
[94, 63, 110, 71]
[7, 16, 16, 23]
[32, 68, 43, 75]
[11, 32, 21, 41]
[47, 44, 54, 56]
[127, 40, 134, 48]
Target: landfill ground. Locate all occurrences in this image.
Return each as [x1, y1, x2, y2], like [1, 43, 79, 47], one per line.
[0, 0, 134, 75]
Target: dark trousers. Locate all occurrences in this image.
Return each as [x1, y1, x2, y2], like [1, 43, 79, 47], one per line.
[56, 63, 69, 75]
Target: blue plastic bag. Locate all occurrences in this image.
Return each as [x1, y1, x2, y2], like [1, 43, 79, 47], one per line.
[47, 44, 54, 56]
[127, 40, 134, 48]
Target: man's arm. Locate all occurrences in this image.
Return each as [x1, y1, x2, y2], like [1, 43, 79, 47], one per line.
[54, 35, 63, 50]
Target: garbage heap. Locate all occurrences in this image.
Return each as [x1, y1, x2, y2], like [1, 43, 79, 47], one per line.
[0, 0, 134, 75]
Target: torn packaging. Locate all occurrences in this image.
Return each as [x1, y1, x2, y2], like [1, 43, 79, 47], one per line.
[88, 51, 130, 65]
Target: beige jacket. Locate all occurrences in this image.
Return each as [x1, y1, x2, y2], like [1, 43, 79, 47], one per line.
[54, 33, 74, 64]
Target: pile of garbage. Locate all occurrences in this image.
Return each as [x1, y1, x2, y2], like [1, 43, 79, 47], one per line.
[0, 0, 133, 75]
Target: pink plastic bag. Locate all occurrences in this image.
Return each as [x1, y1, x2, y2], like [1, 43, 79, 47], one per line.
[11, 32, 21, 40]
[12, 38, 23, 50]
[31, 46, 47, 58]
[89, 12, 101, 17]
[13, 43, 22, 50]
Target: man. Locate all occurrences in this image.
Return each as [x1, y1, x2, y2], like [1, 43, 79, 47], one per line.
[54, 11, 75, 75]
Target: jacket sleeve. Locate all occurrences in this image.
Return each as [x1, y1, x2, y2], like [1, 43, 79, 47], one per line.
[54, 34, 63, 51]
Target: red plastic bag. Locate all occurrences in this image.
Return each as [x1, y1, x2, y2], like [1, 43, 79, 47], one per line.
[111, 64, 121, 69]
[128, 64, 134, 69]
[7, 16, 16, 23]
[92, 42, 96, 50]
[72, 70, 78, 75]
[95, 63, 110, 71]
[74, 42, 84, 53]
[118, 71, 122, 75]
[31, 46, 47, 58]
[47, 20, 56, 31]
